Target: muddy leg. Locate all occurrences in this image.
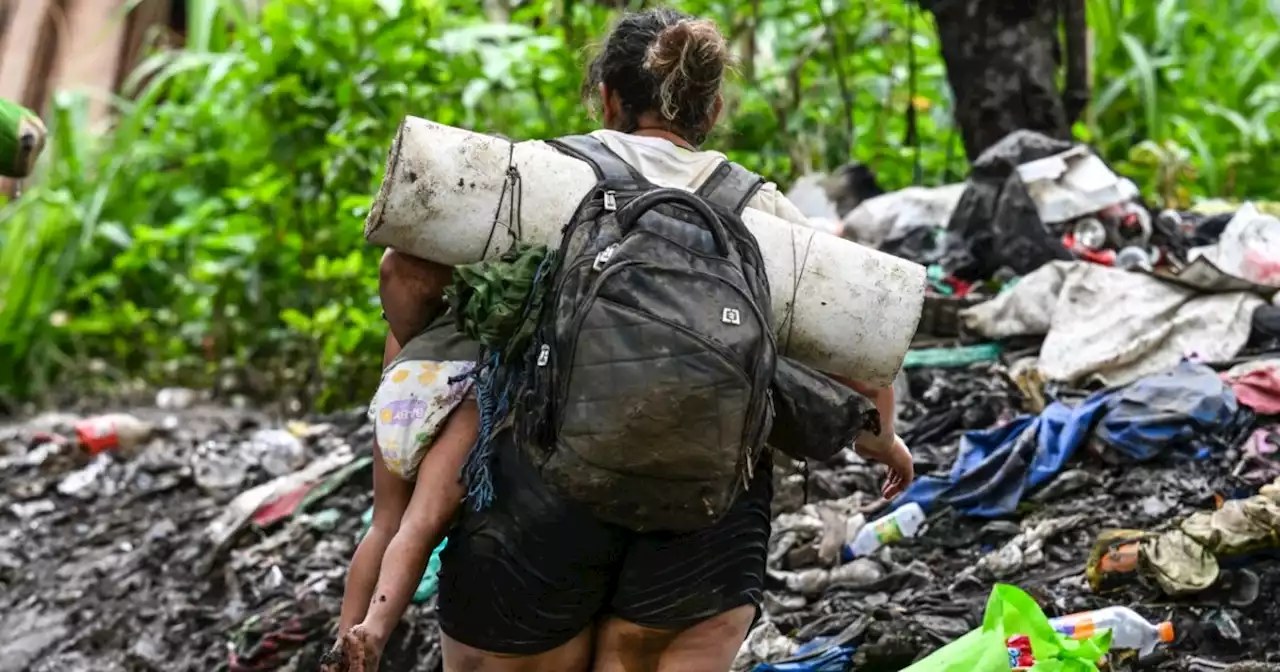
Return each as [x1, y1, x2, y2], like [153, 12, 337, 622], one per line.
[378, 249, 453, 346]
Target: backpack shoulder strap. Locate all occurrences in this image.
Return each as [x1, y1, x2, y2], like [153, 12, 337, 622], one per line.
[696, 160, 767, 215]
[547, 134, 645, 184]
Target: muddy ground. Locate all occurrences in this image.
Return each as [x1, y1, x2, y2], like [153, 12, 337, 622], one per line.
[2, 366, 1278, 672]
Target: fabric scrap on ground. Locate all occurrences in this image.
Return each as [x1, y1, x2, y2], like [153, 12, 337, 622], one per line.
[961, 261, 1263, 387]
[1087, 477, 1280, 595]
[894, 361, 1250, 518]
[1222, 358, 1280, 415]
[1235, 427, 1280, 485]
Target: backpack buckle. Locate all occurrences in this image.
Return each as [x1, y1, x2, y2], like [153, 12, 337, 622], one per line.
[603, 190, 617, 211]
[593, 243, 619, 271]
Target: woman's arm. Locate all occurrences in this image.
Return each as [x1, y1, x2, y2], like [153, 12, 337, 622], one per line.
[829, 374, 896, 447]
[828, 374, 913, 498]
[356, 400, 477, 651]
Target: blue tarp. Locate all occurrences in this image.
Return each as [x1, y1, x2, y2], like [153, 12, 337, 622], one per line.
[895, 361, 1252, 518]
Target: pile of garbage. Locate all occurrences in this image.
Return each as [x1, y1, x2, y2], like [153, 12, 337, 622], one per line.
[5, 130, 1280, 672]
[744, 130, 1280, 670]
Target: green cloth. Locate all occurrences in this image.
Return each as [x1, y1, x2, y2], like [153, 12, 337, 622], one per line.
[905, 584, 1111, 672]
[444, 242, 554, 361]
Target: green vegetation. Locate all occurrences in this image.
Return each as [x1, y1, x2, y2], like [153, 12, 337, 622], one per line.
[1, 0, 1278, 409]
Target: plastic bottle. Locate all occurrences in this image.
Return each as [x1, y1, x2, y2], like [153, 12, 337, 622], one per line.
[841, 502, 926, 561]
[1050, 607, 1174, 656]
[1115, 246, 1153, 271]
[74, 413, 154, 455]
[1072, 217, 1108, 250]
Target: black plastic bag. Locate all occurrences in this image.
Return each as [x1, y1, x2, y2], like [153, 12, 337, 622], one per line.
[768, 356, 881, 462]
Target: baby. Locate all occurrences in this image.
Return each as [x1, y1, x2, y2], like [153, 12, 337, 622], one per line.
[323, 314, 479, 672]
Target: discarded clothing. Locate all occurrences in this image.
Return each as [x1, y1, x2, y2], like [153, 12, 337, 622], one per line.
[896, 361, 1249, 517]
[1087, 477, 1280, 595]
[1235, 427, 1280, 485]
[1221, 358, 1280, 415]
[962, 261, 1263, 387]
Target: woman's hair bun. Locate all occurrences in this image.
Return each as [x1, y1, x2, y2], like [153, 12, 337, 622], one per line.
[643, 17, 728, 124]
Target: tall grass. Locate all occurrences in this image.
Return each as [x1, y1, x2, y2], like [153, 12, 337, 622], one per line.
[1087, 0, 1280, 204]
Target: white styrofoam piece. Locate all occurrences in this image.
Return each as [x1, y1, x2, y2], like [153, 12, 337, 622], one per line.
[365, 117, 925, 386]
[1018, 146, 1139, 224]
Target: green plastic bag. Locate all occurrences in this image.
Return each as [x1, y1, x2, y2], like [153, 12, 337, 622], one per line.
[904, 584, 1112, 672]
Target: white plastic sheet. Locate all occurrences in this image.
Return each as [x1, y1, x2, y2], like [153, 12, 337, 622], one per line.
[961, 261, 1263, 386]
[1189, 202, 1280, 287]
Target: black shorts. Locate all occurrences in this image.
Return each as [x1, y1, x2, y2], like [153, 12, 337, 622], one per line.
[436, 432, 773, 655]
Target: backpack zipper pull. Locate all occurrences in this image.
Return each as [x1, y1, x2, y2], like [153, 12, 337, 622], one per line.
[603, 190, 617, 211]
[537, 344, 550, 367]
[592, 243, 619, 271]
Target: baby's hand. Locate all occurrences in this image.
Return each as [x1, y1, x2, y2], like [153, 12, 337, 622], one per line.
[320, 625, 383, 672]
[854, 434, 914, 499]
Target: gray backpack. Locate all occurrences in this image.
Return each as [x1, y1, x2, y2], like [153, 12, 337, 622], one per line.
[515, 135, 778, 533]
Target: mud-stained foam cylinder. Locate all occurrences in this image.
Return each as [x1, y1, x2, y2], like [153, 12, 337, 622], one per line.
[365, 117, 926, 386]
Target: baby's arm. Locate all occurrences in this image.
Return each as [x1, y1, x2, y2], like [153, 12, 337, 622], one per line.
[338, 438, 412, 634]
[357, 400, 476, 650]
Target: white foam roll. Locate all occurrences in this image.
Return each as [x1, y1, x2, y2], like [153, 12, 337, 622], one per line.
[365, 116, 925, 386]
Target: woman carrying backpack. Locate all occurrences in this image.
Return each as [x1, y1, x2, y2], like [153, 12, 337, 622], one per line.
[328, 7, 914, 672]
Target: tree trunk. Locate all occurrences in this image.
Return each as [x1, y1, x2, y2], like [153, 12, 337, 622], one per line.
[919, 0, 1085, 162]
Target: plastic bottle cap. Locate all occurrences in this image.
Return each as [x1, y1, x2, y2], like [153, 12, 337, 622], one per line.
[1157, 622, 1175, 643]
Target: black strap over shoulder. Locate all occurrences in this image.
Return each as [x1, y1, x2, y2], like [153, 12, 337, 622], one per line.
[547, 135, 645, 183]
[696, 160, 767, 215]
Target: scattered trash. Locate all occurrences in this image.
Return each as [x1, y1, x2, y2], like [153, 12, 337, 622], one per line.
[1087, 477, 1280, 596]
[1222, 358, 1280, 415]
[1007, 634, 1036, 670]
[56, 454, 111, 499]
[155, 387, 200, 410]
[903, 584, 1111, 672]
[74, 413, 153, 455]
[247, 428, 307, 477]
[961, 261, 1262, 387]
[843, 502, 926, 560]
[840, 183, 966, 250]
[1050, 606, 1174, 655]
[895, 361, 1250, 518]
[1189, 203, 1280, 287]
